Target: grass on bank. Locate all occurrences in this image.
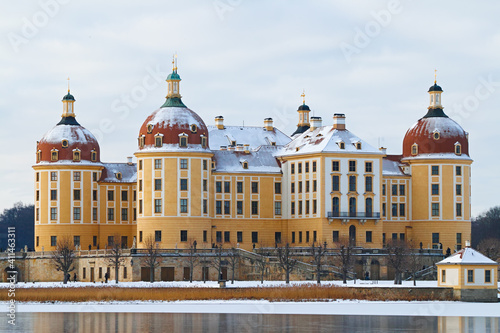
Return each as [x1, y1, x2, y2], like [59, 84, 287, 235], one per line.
[2, 285, 452, 303]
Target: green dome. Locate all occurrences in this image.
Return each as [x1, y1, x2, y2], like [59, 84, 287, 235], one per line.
[167, 71, 181, 81]
[62, 92, 75, 101]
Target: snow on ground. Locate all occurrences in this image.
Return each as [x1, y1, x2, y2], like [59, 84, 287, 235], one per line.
[6, 300, 500, 317]
[0, 280, 445, 289]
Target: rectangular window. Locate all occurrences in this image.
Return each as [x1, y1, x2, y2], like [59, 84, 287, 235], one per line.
[313, 230, 317, 242]
[291, 202, 295, 215]
[203, 160, 207, 170]
[275, 232, 282, 244]
[224, 181, 231, 193]
[432, 203, 440, 216]
[121, 208, 128, 221]
[485, 270, 491, 283]
[331, 175, 340, 192]
[456, 166, 462, 176]
[72, 189, 80, 201]
[216, 181, 222, 193]
[36, 172, 39, 182]
[305, 200, 310, 214]
[349, 160, 356, 172]
[153, 179, 161, 191]
[51, 172, 57, 181]
[108, 236, 115, 247]
[392, 233, 398, 241]
[180, 230, 187, 242]
[36, 208, 39, 221]
[201, 199, 207, 214]
[275, 201, 282, 215]
[51, 236, 57, 246]
[155, 230, 162, 242]
[92, 208, 97, 221]
[305, 181, 310, 193]
[138, 160, 143, 170]
[467, 269, 473, 283]
[313, 180, 317, 192]
[432, 232, 440, 244]
[139, 231, 143, 243]
[36, 190, 40, 201]
[73, 207, 81, 220]
[432, 184, 439, 195]
[154, 159, 162, 169]
[392, 184, 397, 196]
[203, 230, 208, 243]
[237, 201, 243, 215]
[216, 201, 222, 214]
[392, 204, 398, 217]
[382, 184, 386, 195]
[313, 200, 317, 214]
[133, 208, 137, 221]
[365, 162, 372, 173]
[306, 231, 310, 243]
[366, 231, 372, 243]
[298, 163, 302, 174]
[252, 232, 258, 243]
[312, 161, 317, 172]
[108, 208, 114, 221]
[442, 270, 446, 283]
[123, 267, 127, 279]
[216, 231, 222, 243]
[275, 182, 281, 194]
[51, 207, 57, 220]
[291, 182, 295, 194]
[237, 231, 243, 243]
[383, 233, 386, 245]
[51, 190, 57, 201]
[251, 201, 258, 215]
[298, 181, 303, 193]
[180, 159, 188, 169]
[399, 204, 405, 217]
[139, 200, 143, 214]
[74, 236, 80, 247]
[180, 179, 188, 191]
[121, 190, 128, 201]
[332, 231, 339, 243]
[139, 180, 143, 191]
[291, 232, 296, 243]
[237, 181, 243, 193]
[203, 179, 207, 192]
[399, 184, 405, 196]
[456, 233, 462, 245]
[456, 203, 462, 217]
[305, 162, 309, 173]
[92, 190, 97, 201]
[299, 231, 303, 243]
[349, 176, 356, 192]
[432, 165, 439, 175]
[251, 182, 258, 193]
[180, 199, 188, 213]
[456, 184, 462, 195]
[108, 190, 114, 201]
[73, 171, 81, 181]
[332, 161, 339, 172]
[155, 199, 162, 213]
[224, 201, 230, 214]
[365, 177, 372, 192]
[93, 235, 97, 246]
[382, 203, 386, 217]
[298, 201, 303, 214]
[224, 231, 230, 243]
[291, 163, 295, 174]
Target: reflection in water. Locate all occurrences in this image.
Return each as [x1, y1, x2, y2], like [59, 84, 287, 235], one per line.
[3, 313, 499, 333]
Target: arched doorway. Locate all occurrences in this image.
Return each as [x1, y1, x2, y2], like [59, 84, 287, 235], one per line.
[349, 225, 356, 247]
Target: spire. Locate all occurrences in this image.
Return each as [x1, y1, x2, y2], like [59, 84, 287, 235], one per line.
[301, 89, 306, 105]
[434, 69, 437, 84]
[61, 79, 76, 118]
[162, 54, 186, 108]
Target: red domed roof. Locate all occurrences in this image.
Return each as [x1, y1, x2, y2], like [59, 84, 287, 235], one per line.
[402, 109, 469, 158]
[138, 106, 210, 151]
[36, 117, 101, 163]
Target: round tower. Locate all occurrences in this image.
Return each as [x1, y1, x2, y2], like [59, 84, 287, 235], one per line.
[402, 77, 472, 252]
[34, 88, 103, 251]
[135, 57, 213, 249]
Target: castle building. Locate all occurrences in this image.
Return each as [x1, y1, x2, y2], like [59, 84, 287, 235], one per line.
[33, 63, 472, 252]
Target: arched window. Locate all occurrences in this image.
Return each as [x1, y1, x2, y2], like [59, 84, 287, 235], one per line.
[201, 135, 207, 148]
[155, 134, 163, 148]
[36, 150, 42, 163]
[51, 149, 58, 161]
[332, 197, 339, 216]
[242, 161, 248, 169]
[349, 197, 356, 217]
[91, 149, 97, 162]
[138, 136, 145, 149]
[73, 149, 81, 162]
[338, 141, 345, 149]
[349, 176, 356, 192]
[365, 198, 373, 217]
[179, 134, 188, 148]
[455, 143, 462, 155]
[411, 143, 418, 155]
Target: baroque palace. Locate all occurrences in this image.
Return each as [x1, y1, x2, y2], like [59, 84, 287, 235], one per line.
[33, 62, 472, 253]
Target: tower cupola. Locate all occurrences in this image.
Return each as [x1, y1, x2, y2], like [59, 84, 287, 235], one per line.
[291, 90, 311, 137]
[428, 70, 443, 110]
[162, 54, 186, 108]
[62, 78, 76, 118]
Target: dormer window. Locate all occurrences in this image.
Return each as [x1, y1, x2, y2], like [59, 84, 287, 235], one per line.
[190, 124, 197, 133]
[411, 143, 418, 156]
[241, 160, 248, 169]
[338, 141, 345, 149]
[455, 142, 462, 155]
[36, 150, 42, 162]
[433, 130, 440, 140]
[230, 140, 236, 146]
[115, 172, 122, 180]
[147, 124, 153, 134]
[355, 142, 362, 150]
[271, 142, 276, 146]
[201, 135, 207, 148]
[73, 149, 81, 162]
[179, 133, 188, 148]
[91, 149, 97, 162]
[51, 149, 58, 161]
[138, 135, 145, 149]
[61, 140, 69, 148]
[155, 133, 164, 148]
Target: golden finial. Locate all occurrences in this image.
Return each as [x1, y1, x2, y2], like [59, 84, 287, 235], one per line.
[172, 53, 178, 72]
[301, 89, 306, 105]
[434, 69, 437, 84]
[67, 77, 70, 92]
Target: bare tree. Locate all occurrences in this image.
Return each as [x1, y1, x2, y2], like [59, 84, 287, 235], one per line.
[185, 239, 199, 283]
[143, 235, 161, 283]
[332, 237, 354, 284]
[477, 238, 500, 261]
[310, 242, 328, 284]
[406, 242, 422, 286]
[106, 234, 125, 284]
[254, 245, 269, 284]
[386, 239, 410, 285]
[226, 246, 240, 284]
[276, 243, 297, 284]
[211, 243, 225, 281]
[51, 236, 76, 284]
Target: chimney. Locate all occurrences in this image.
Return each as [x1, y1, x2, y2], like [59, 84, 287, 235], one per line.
[227, 146, 235, 151]
[333, 113, 346, 130]
[236, 144, 244, 151]
[244, 144, 250, 153]
[310, 116, 322, 131]
[215, 116, 224, 130]
[127, 156, 133, 165]
[465, 240, 470, 248]
[220, 146, 227, 151]
[379, 147, 387, 154]
[264, 118, 273, 131]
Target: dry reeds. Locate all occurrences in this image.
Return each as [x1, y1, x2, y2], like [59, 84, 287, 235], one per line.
[2, 285, 452, 303]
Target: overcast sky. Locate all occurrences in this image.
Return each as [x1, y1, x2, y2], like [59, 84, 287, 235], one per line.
[1, 1, 499, 216]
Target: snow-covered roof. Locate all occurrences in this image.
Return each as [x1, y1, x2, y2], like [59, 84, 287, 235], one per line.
[277, 126, 383, 157]
[436, 247, 498, 265]
[208, 126, 291, 150]
[402, 153, 472, 161]
[213, 146, 281, 174]
[40, 124, 97, 145]
[382, 159, 407, 177]
[100, 163, 137, 183]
